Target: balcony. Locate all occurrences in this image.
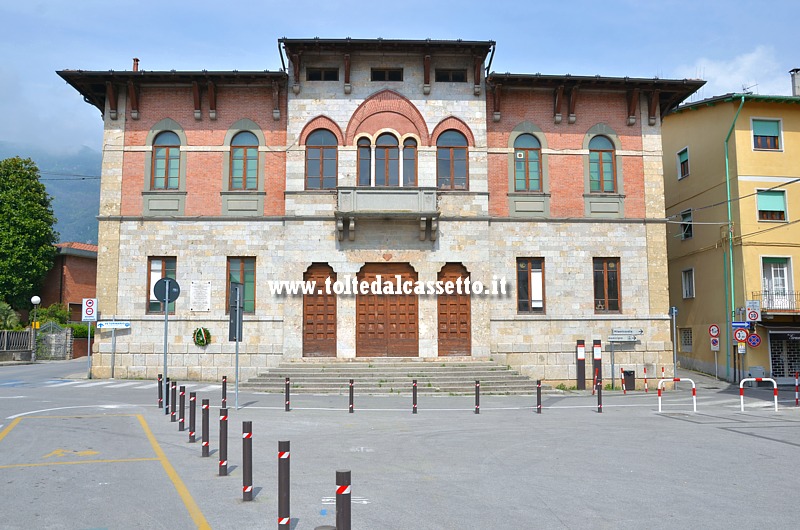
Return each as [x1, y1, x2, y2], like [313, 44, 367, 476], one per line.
[753, 291, 800, 313]
[335, 187, 439, 241]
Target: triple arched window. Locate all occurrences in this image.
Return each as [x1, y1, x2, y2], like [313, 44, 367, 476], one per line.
[356, 134, 418, 187]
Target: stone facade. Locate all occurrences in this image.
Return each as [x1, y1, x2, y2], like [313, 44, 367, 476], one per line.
[58, 39, 703, 384]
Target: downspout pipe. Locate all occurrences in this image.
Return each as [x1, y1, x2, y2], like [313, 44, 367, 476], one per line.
[723, 95, 746, 380]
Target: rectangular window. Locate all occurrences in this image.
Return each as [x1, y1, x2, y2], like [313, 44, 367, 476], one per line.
[680, 210, 693, 239]
[435, 69, 467, 82]
[227, 257, 256, 313]
[371, 68, 403, 82]
[593, 258, 620, 313]
[753, 119, 781, 150]
[757, 189, 787, 221]
[147, 257, 177, 314]
[517, 258, 545, 313]
[678, 148, 689, 179]
[682, 269, 695, 299]
[306, 68, 339, 81]
[680, 328, 693, 353]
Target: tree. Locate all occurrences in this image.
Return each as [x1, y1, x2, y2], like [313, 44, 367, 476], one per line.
[0, 302, 20, 330]
[0, 157, 58, 309]
[38, 303, 69, 325]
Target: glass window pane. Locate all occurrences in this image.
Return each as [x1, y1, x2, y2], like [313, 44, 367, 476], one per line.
[232, 158, 244, 176]
[437, 130, 467, 147]
[231, 174, 243, 189]
[514, 134, 540, 149]
[232, 131, 258, 146]
[154, 131, 180, 145]
[308, 130, 337, 146]
[388, 156, 399, 186]
[589, 136, 613, 150]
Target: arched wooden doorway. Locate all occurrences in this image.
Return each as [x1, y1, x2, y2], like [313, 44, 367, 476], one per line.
[356, 263, 418, 357]
[438, 263, 471, 356]
[303, 263, 337, 357]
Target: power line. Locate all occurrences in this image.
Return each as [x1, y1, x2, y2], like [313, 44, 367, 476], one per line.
[667, 176, 800, 219]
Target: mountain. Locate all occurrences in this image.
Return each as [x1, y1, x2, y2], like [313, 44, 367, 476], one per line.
[0, 142, 101, 244]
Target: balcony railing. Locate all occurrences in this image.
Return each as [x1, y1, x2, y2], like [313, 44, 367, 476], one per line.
[753, 291, 800, 313]
[335, 187, 439, 241]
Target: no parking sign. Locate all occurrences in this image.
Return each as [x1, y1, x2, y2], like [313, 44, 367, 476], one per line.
[82, 298, 97, 322]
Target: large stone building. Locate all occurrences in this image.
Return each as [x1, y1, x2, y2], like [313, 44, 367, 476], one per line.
[58, 38, 702, 383]
[663, 71, 800, 383]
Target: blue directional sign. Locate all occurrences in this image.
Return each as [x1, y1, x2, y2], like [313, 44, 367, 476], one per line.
[731, 321, 749, 329]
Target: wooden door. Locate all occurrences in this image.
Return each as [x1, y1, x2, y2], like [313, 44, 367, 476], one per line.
[438, 263, 471, 356]
[356, 263, 418, 357]
[303, 264, 337, 357]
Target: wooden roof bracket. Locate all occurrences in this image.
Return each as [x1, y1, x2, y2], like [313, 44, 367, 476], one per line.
[272, 80, 281, 121]
[567, 85, 578, 124]
[126, 80, 139, 120]
[105, 81, 118, 120]
[291, 53, 301, 94]
[192, 81, 202, 120]
[423, 54, 431, 95]
[626, 88, 640, 125]
[553, 85, 564, 124]
[473, 56, 482, 96]
[344, 54, 352, 94]
[647, 89, 660, 125]
[492, 83, 502, 122]
[207, 80, 217, 120]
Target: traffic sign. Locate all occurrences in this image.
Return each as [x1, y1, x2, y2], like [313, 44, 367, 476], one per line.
[708, 324, 720, 338]
[154, 277, 181, 303]
[611, 328, 643, 335]
[746, 333, 762, 348]
[746, 300, 761, 322]
[734, 328, 748, 342]
[81, 298, 97, 322]
[731, 321, 749, 329]
[97, 321, 131, 330]
[608, 335, 637, 342]
[710, 337, 720, 351]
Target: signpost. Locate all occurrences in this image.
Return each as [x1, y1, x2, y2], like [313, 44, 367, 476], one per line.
[708, 324, 720, 338]
[81, 298, 97, 379]
[745, 300, 761, 322]
[229, 282, 244, 410]
[155, 278, 180, 413]
[734, 328, 748, 342]
[609, 329, 643, 388]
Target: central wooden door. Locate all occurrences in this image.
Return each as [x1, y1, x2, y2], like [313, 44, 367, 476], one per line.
[438, 263, 471, 356]
[303, 264, 337, 357]
[356, 263, 418, 357]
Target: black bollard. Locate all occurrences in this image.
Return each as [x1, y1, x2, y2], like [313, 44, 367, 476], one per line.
[158, 373, 163, 409]
[164, 377, 170, 415]
[278, 441, 290, 529]
[412, 379, 417, 414]
[336, 470, 351, 530]
[178, 386, 185, 431]
[536, 380, 542, 414]
[285, 377, 290, 412]
[597, 379, 603, 413]
[189, 392, 196, 443]
[219, 408, 228, 476]
[222, 375, 227, 408]
[349, 379, 354, 413]
[201, 399, 209, 457]
[475, 380, 480, 414]
[242, 421, 253, 501]
[170, 381, 177, 422]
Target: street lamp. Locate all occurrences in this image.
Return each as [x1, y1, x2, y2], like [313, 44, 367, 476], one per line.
[30, 295, 41, 362]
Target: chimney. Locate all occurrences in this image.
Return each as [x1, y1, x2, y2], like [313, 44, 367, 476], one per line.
[133, 58, 139, 72]
[792, 68, 800, 96]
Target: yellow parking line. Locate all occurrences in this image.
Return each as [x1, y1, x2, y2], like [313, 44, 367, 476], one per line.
[0, 417, 22, 443]
[0, 457, 159, 469]
[137, 414, 210, 529]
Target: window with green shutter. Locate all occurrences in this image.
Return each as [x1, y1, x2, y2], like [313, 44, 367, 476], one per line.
[753, 119, 781, 150]
[757, 190, 787, 221]
[678, 148, 689, 179]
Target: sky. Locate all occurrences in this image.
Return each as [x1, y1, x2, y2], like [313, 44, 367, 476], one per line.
[1, 0, 798, 156]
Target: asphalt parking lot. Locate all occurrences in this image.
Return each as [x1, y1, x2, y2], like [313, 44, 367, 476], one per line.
[2, 360, 799, 529]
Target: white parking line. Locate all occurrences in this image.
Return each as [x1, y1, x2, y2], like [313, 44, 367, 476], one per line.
[108, 382, 140, 388]
[45, 381, 82, 388]
[73, 381, 117, 388]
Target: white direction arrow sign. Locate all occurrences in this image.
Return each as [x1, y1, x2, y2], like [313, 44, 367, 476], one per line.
[611, 328, 643, 335]
[608, 335, 638, 342]
[97, 321, 131, 330]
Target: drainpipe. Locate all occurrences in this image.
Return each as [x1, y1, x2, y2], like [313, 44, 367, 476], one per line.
[723, 95, 745, 380]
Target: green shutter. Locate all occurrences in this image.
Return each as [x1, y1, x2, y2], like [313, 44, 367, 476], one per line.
[762, 257, 788, 265]
[753, 119, 780, 137]
[757, 190, 785, 212]
[678, 149, 688, 163]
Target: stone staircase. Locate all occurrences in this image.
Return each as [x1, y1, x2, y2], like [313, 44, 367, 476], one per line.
[242, 358, 539, 395]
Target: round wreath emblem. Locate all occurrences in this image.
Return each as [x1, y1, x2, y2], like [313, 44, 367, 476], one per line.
[193, 327, 211, 347]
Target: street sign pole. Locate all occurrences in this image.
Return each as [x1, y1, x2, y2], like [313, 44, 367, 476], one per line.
[111, 327, 116, 379]
[611, 342, 615, 390]
[87, 322, 92, 379]
[235, 285, 241, 411]
[671, 306, 678, 388]
[163, 278, 170, 411]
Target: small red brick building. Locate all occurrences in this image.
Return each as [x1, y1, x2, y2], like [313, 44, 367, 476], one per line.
[40, 242, 98, 321]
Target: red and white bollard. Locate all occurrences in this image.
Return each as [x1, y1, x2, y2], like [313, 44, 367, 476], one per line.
[644, 367, 648, 393]
[795, 372, 798, 407]
[621, 368, 627, 395]
[592, 368, 598, 396]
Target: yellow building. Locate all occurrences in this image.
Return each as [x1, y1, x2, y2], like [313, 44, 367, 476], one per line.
[663, 73, 800, 383]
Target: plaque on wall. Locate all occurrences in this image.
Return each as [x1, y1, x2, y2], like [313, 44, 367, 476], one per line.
[190, 281, 212, 312]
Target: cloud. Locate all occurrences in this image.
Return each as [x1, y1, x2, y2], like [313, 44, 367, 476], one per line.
[674, 46, 791, 100]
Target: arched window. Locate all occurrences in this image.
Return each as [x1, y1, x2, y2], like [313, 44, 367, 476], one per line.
[514, 134, 541, 192]
[436, 130, 468, 190]
[230, 131, 259, 190]
[306, 129, 338, 190]
[152, 131, 180, 190]
[403, 138, 417, 186]
[589, 136, 616, 193]
[375, 134, 399, 186]
[357, 137, 371, 187]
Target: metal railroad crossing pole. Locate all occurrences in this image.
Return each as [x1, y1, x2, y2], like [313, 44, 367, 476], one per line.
[278, 441, 290, 529]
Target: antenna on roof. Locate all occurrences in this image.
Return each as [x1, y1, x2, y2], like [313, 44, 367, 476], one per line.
[742, 83, 757, 94]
